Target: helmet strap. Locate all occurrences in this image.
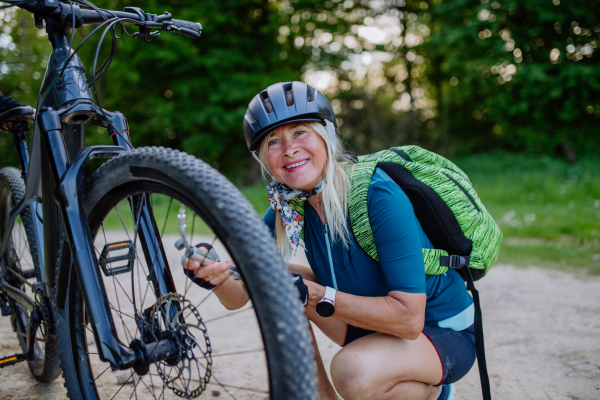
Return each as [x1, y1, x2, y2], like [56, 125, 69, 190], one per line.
[325, 119, 336, 157]
[252, 151, 281, 183]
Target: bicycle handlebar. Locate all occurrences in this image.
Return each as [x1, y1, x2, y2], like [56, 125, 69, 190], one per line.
[12, 0, 202, 38]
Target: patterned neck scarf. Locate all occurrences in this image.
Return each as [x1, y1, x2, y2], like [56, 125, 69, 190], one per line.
[266, 181, 324, 255]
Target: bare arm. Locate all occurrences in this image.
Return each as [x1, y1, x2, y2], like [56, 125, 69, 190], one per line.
[183, 248, 249, 310]
[305, 280, 425, 340]
[186, 259, 313, 311]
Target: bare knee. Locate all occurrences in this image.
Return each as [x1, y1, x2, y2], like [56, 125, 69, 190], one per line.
[330, 349, 378, 399]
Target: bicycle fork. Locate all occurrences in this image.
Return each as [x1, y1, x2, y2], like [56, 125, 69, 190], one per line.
[38, 108, 180, 372]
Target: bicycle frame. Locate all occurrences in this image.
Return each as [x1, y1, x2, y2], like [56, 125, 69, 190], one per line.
[0, 19, 179, 370]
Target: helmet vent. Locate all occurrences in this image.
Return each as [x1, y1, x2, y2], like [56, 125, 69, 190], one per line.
[317, 104, 331, 117]
[245, 109, 257, 124]
[307, 86, 316, 102]
[285, 90, 294, 107]
[263, 97, 274, 113]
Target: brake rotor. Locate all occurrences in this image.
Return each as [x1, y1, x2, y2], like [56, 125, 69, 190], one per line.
[151, 293, 212, 398]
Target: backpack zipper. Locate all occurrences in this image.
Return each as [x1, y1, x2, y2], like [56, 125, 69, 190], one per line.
[323, 224, 338, 290]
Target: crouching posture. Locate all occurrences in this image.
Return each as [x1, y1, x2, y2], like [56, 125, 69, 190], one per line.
[185, 82, 476, 400]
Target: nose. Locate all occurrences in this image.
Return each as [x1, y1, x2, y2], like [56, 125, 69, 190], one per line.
[282, 138, 300, 157]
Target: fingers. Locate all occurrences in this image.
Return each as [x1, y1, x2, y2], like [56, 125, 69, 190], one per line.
[183, 246, 216, 271]
[191, 259, 233, 284]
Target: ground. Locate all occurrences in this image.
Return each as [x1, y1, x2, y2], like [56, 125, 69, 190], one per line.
[0, 263, 598, 400]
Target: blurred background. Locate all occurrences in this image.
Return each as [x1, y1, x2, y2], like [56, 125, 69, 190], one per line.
[0, 0, 599, 273]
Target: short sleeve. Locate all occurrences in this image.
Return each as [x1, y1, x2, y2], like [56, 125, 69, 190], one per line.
[367, 169, 426, 293]
[263, 207, 276, 238]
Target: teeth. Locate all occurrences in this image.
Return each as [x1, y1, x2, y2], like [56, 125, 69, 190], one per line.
[285, 160, 308, 169]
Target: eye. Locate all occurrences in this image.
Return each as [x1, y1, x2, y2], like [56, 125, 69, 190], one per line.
[295, 130, 306, 137]
[268, 138, 279, 146]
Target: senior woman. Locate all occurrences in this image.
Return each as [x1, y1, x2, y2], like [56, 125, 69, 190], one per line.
[185, 82, 476, 400]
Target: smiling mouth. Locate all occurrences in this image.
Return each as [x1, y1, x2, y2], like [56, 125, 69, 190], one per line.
[284, 159, 308, 169]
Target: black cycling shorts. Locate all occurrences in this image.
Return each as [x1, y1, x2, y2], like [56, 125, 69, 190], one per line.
[342, 323, 476, 386]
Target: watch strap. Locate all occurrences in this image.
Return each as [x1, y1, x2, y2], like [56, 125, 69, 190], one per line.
[323, 286, 336, 303]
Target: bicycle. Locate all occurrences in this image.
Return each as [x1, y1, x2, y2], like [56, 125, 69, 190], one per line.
[0, 1, 317, 398]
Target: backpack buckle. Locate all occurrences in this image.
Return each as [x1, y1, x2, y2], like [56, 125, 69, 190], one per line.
[448, 255, 467, 270]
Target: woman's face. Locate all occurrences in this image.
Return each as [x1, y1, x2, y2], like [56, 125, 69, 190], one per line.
[266, 123, 328, 192]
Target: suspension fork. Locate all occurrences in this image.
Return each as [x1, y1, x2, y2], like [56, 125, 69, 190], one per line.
[38, 108, 138, 369]
[42, 108, 179, 370]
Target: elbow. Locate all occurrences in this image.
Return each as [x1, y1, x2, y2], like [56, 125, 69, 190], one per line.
[393, 313, 424, 340]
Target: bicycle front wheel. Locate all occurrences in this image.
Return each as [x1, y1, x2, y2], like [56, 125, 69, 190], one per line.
[56, 147, 317, 400]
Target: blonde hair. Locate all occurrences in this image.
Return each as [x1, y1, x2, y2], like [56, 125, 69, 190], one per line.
[258, 122, 354, 260]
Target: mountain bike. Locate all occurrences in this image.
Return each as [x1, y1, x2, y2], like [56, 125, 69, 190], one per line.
[0, 1, 317, 398]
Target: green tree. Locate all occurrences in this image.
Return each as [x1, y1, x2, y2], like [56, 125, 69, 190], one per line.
[421, 0, 600, 159]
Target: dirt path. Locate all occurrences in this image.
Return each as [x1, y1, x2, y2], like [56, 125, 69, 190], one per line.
[0, 264, 598, 400]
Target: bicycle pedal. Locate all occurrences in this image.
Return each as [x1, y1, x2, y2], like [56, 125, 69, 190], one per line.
[0, 353, 27, 368]
[99, 241, 136, 276]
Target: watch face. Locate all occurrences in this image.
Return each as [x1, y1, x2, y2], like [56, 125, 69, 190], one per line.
[316, 301, 335, 317]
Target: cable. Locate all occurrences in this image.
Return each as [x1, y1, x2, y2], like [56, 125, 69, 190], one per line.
[56, 16, 120, 88]
[91, 17, 137, 135]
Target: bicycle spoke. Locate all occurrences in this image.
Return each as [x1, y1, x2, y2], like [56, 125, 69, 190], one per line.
[211, 348, 265, 358]
[94, 365, 111, 382]
[127, 373, 140, 400]
[160, 197, 173, 238]
[136, 376, 157, 400]
[210, 381, 269, 395]
[110, 371, 135, 400]
[108, 300, 134, 343]
[100, 223, 136, 343]
[82, 321, 94, 335]
[107, 305, 155, 331]
[203, 306, 253, 324]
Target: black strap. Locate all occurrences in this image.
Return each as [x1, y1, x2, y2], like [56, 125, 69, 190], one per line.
[440, 255, 470, 268]
[446, 255, 491, 400]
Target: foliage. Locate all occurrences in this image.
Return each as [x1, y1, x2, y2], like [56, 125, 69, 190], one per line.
[421, 0, 600, 158]
[0, 0, 305, 181]
[455, 152, 600, 273]
[2, 0, 598, 178]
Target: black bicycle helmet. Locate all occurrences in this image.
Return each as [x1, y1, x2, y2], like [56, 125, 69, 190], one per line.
[243, 81, 337, 152]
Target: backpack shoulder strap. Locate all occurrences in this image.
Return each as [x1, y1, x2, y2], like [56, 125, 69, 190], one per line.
[346, 148, 414, 263]
[347, 147, 450, 276]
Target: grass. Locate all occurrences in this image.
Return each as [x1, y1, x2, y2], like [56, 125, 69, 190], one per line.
[97, 152, 600, 275]
[238, 153, 600, 274]
[454, 153, 600, 274]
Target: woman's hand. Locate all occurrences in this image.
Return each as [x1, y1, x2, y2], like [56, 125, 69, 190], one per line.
[304, 280, 326, 308]
[183, 246, 233, 288]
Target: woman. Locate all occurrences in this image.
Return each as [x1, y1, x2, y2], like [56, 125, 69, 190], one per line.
[185, 82, 476, 400]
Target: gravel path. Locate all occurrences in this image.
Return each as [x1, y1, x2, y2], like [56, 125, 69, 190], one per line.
[0, 263, 598, 400]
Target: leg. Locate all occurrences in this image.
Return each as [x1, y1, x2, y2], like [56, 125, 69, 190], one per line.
[330, 332, 443, 400]
[308, 322, 339, 400]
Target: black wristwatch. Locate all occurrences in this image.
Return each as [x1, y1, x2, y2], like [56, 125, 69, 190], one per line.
[316, 286, 336, 317]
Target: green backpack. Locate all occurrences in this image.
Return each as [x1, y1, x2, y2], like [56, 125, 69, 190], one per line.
[346, 145, 502, 281]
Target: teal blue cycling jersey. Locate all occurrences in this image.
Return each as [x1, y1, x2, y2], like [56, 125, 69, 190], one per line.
[263, 168, 474, 330]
